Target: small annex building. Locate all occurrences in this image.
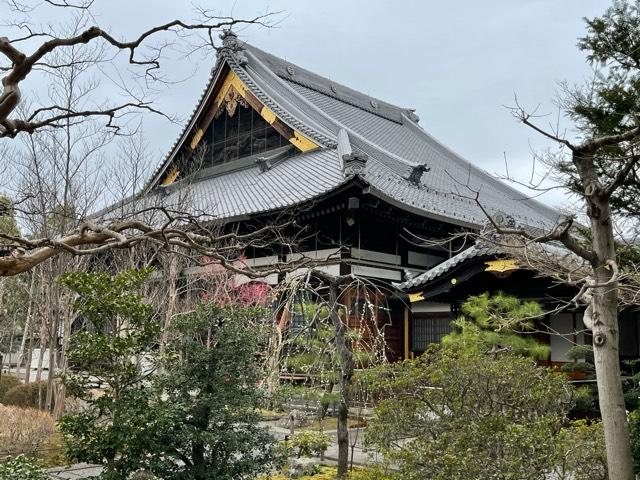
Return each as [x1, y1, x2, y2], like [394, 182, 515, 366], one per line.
[138, 31, 602, 363]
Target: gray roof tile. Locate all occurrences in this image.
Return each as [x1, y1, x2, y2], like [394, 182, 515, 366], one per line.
[159, 148, 345, 219]
[396, 243, 499, 291]
[395, 239, 582, 292]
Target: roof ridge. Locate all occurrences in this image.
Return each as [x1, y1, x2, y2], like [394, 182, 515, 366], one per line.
[235, 47, 425, 174]
[228, 46, 337, 147]
[241, 42, 413, 124]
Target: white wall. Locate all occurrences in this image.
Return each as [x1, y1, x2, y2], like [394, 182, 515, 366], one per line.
[549, 313, 584, 362]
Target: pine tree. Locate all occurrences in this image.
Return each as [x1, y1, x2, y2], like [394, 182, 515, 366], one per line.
[442, 293, 549, 359]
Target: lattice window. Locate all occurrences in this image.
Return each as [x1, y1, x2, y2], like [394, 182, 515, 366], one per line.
[206, 103, 286, 167]
[411, 315, 452, 352]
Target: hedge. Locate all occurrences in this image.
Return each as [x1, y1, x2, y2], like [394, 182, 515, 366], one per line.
[4, 381, 48, 409]
[0, 374, 21, 403]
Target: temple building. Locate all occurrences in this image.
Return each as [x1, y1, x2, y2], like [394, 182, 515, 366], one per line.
[139, 31, 620, 363]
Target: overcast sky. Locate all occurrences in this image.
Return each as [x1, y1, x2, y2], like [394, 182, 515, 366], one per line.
[3, 0, 614, 210]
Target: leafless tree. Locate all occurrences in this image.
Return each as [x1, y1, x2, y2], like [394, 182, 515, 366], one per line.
[265, 269, 390, 479]
[0, 0, 281, 276]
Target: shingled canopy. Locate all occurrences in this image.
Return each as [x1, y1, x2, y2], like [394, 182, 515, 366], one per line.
[143, 31, 559, 230]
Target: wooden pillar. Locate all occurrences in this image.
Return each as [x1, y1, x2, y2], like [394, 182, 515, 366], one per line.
[404, 306, 409, 360]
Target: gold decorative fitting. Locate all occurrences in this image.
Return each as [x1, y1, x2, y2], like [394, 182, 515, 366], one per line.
[161, 168, 180, 186]
[408, 292, 425, 303]
[221, 87, 247, 117]
[214, 70, 247, 108]
[190, 128, 204, 150]
[289, 130, 318, 152]
[484, 259, 518, 273]
[260, 106, 277, 124]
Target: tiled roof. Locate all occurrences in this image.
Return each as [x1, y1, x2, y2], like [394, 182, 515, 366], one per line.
[395, 239, 584, 292]
[148, 33, 561, 228]
[396, 243, 500, 291]
[159, 148, 345, 219]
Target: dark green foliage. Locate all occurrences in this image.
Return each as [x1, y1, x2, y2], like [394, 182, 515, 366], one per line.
[150, 303, 282, 480]
[561, 345, 600, 419]
[630, 409, 640, 473]
[442, 292, 549, 359]
[556, 0, 640, 217]
[60, 268, 156, 336]
[3, 381, 47, 409]
[624, 376, 640, 412]
[571, 385, 600, 420]
[564, 344, 596, 375]
[0, 375, 20, 403]
[58, 269, 162, 480]
[623, 361, 640, 416]
[562, 345, 640, 418]
[59, 268, 159, 402]
[59, 271, 280, 480]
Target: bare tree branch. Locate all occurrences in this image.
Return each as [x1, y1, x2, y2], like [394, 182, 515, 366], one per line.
[0, 7, 276, 137]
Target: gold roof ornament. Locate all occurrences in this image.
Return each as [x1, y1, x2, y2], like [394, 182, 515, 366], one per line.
[408, 292, 425, 303]
[484, 259, 518, 273]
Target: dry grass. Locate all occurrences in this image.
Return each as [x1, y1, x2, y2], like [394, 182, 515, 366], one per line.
[0, 404, 55, 456]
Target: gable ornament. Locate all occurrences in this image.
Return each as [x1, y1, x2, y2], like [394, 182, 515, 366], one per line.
[217, 86, 248, 118]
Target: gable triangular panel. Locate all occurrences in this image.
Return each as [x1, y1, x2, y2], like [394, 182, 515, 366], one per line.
[159, 68, 320, 186]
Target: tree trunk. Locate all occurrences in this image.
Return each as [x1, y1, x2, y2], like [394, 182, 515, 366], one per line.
[589, 193, 635, 480]
[19, 272, 36, 383]
[192, 440, 206, 480]
[23, 313, 34, 384]
[329, 282, 353, 479]
[265, 326, 283, 409]
[159, 250, 178, 360]
[0, 278, 6, 375]
[191, 404, 210, 480]
[54, 308, 73, 418]
[317, 380, 334, 424]
[45, 307, 59, 412]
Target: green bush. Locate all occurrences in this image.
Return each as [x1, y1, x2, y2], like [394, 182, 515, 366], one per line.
[365, 348, 575, 480]
[630, 409, 640, 474]
[555, 420, 607, 480]
[290, 431, 331, 458]
[3, 382, 47, 409]
[0, 375, 20, 403]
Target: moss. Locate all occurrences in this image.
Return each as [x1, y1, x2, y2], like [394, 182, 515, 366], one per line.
[40, 433, 68, 467]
